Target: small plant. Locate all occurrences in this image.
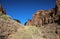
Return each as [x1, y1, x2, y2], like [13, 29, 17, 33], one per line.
[1, 15, 10, 20]
[0, 12, 3, 16]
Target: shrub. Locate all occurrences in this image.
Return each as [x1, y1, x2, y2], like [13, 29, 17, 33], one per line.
[1, 15, 10, 20]
[0, 12, 3, 16]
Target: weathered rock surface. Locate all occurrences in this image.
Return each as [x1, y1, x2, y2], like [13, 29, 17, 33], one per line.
[25, 9, 56, 26]
[24, 19, 32, 26]
[25, 0, 60, 26]
[23, 0, 60, 39]
[32, 10, 55, 26]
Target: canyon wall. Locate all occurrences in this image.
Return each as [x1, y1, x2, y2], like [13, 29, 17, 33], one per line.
[25, 0, 60, 26]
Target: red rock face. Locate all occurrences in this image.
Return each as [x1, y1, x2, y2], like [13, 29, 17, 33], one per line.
[25, 9, 56, 26]
[25, 0, 60, 26]
[0, 4, 6, 14]
[25, 10, 55, 26]
[32, 10, 55, 26]
[32, 10, 45, 26]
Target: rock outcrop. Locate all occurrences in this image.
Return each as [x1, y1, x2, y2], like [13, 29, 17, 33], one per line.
[24, 0, 60, 39]
[25, 9, 56, 26]
[32, 10, 55, 26]
[55, 0, 60, 24]
[0, 4, 6, 15]
[24, 19, 32, 26]
[25, 0, 60, 26]
[56, 0, 60, 11]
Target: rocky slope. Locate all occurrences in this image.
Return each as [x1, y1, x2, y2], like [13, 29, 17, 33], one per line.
[0, 4, 22, 39]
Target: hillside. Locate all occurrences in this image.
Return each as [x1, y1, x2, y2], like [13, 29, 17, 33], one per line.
[0, 4, 22, 39]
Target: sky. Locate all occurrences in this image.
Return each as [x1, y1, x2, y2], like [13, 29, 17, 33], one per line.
[0, 0, 56, 24]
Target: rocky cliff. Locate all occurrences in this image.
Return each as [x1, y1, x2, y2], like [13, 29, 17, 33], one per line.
[23, 0, 60, 39]
[25, 0, 60, 26]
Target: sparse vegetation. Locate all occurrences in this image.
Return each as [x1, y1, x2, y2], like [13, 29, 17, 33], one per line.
[0, 12, 3, 16]
[9, 26, 42, 39]
[0, 15, 10, 20]
[7, 24, 60, 39]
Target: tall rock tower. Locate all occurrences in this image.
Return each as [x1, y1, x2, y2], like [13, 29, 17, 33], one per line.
[56, 0, 60, 11]
[55, 0, 60, 24]
[0, 4, 6, 14]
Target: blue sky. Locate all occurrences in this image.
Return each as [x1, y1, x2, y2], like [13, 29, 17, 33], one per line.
[0, 0, 56, 24]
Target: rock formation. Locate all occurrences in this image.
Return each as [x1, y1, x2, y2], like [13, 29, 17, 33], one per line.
[24, 19, 32, 26]
[56, 0, 60, 11]
[25, 0, 60, 26]
[25, 9, 56, 26]
[32, 10, 55, 26]
[0, 4, 6, 15]
[55, 0, 60, 24]
[24, 0, 60, 39]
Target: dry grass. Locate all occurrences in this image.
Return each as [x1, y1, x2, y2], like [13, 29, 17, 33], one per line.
[8, 24, 60, 39]
[9, 26, 43, 39]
